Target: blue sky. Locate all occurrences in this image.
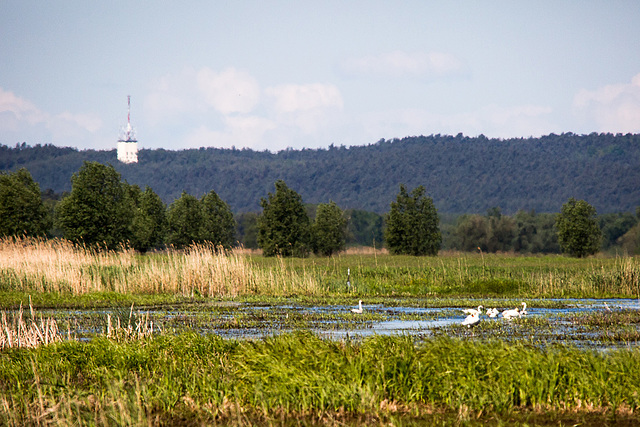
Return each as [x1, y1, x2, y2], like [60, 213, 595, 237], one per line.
[2, 1, 640, 152]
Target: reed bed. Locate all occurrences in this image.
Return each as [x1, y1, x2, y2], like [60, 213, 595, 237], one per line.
[0, 301, 63, 349]
[1, 237, 639, 300]
[0, 237, 322, 297]
[1, 332, 639, 425]
[0, 237, 134, 293]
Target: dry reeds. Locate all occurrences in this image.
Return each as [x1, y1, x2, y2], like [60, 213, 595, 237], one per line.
[0, 300, 63, 349]
[0, 237, 134, 293]
[105, 304, 156, 342]
[343, 246, 389, 256]
[0, 237, 322, 297]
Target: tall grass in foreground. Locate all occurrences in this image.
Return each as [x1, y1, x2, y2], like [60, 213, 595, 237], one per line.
[0, 237, 321, 297]
[1, 332, 639, 425]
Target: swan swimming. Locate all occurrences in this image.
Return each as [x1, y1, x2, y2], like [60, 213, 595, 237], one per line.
[462, 305, 483, 316]
[520, 302, 528, 316]
[462, 312, 481, 328]
[486, 308, 499, 318]
[351, 300, 363, 314]
[501, 306, 520, 320]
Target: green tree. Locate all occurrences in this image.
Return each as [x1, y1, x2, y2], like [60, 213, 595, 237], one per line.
[166, 192, 202, 249]
[598, 212, 638, 250]
[534, 213, 561, 253]
[200, 190, 236, 249]
[0, 168, 51, 237]
[556, 198, 602, 257]
[129, 185, 167, 252]
[55, 162, 133, 249]
[618, 223, 640, 255]
[512, 210, 537, 253]
[258, 180, 311, 257]
[486, 207, 516, 252]
[312, 201, 347, 256]
[384, 184, 441, 256]
[454, 214, 490, 252]
[619, 207, 640, 255]
[236, 212, 259, 249]
[344, 209, 384, 247]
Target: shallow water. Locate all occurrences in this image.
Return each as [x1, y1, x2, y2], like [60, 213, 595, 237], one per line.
[16, 298, 640, 349]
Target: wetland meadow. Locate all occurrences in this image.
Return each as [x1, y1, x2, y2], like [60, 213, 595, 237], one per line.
[1, 237, 640, 425]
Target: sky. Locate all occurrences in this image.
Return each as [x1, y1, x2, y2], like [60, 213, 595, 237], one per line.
[2, 1, 640, 152]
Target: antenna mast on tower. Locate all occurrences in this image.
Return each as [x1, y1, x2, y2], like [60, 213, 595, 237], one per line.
[121, 95, 137, 142]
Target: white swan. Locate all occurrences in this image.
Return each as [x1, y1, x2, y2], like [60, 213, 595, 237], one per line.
[351, 300, 363, 314]
[462, 305, 483, 316]
[501, 306, 520, 320]
[486, 308, 499, 318]
[520, 302, 528, 316]
[462, 312, 481, 328]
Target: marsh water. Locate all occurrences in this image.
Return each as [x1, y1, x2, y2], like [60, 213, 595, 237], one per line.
[22, 298, 640, 350]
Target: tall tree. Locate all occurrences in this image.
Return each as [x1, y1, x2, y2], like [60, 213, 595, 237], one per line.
[236, 212, 259, 249]
[0, 168, 51, 237]
[384, 184, 441, 256]
[598, 212, 638, 249]
[55, 162, 133, 249]
[454, 214, 490, 252]
[556, 198, 602, 257]
[129, 185, 167, 252]
[312, 201, 347, 256]
[166, 192, 202, 249]
[258, 180, 311, 257]
[200, 190, 236, 250]
[486, 207, 516, 252]
[618, 222, 640, 255]
[345, 209, 384, 247]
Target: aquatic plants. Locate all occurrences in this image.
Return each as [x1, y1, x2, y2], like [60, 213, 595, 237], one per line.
[0, 300, 63, 349]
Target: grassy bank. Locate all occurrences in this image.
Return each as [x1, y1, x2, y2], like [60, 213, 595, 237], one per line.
[1, 332, 639, 425]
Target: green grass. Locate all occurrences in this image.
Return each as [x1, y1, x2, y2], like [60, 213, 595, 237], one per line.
[1, 332, 639, 425]
[0, 290, 198, 310]
[245, 252, 640, 299]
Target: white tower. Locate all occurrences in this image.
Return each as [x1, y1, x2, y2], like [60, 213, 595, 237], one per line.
[117, 95, 138, 163]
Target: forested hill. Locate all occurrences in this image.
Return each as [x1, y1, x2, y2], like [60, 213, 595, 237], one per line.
[1, 133, 638, 215]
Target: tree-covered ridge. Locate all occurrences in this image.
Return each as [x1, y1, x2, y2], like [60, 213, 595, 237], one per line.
[1, 132, 638, 214]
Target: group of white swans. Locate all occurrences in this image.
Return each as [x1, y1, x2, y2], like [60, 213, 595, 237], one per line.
[349, 300, 528, 328]
[461, 302, 528, 327]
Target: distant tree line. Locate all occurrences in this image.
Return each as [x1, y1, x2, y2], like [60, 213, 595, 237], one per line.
[2, 163, 639, 257]
[2, 132, 639, 215]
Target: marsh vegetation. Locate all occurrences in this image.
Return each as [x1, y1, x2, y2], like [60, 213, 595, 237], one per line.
[1, 237, 640, 425]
